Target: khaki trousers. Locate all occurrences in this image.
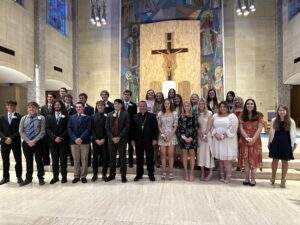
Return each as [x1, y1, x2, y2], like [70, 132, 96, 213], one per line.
[71, 144, 90, 178]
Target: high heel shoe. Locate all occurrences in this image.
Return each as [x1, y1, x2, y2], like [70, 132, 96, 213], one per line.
[280, 179, 286, 188]
[224, 175, 231, 184]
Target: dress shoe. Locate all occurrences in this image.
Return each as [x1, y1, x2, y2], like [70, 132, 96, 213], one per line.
[243, 180, 250, 186]
[81, 178, 87, 183]
[0, 179, 9, 185]
[61, 177, 67, 183]
[20, 179, 32, 186]
[91, 175, 98, 182]
[134, 176, 142, 182]
[39, 179, 45, 186]
[72, 178, 80, 183]
[249, 181, 256, 187]
[149, 175, 155, 182]
[17, 178, 23, 184]
[50, 178, 59, 184]
[121, 176, 127, 183]
[105, 175, 115, 182]
[102, 174, 107, 181]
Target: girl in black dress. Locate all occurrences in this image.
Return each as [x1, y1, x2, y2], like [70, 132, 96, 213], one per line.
[268, 105, 297, 188]
[177, 101, 198, 181]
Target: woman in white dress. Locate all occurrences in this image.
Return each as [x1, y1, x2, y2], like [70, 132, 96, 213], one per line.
[211, 101, 239, 183]
[157, 99, 178, 180]
[197, 98, 215, 181]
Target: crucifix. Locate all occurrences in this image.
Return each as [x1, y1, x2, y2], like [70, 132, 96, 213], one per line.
[151, 33, 188, 81]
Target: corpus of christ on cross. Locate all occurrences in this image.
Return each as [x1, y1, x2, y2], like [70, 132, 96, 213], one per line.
[151, 32, 188, 81]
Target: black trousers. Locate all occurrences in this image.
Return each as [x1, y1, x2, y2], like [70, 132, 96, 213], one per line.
[0, 142, 22, 180]
[128, 140, 134, 165]
[109, 141, 127, 177]
[136, 142, 155, 177]
[42, 136, 50, 166]
[92, 142, 109, 176]
[22, 141, 45, 181]
[50, 142, 68, 179]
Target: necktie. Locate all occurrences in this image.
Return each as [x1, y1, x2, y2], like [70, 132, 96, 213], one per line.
[28, 116, 36, 140]
[56, 113, 60, 124]
[125, 102, 128, 110]
[8, 113, 12, 125]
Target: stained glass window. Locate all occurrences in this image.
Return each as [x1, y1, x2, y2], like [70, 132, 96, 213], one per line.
[47, 0, 67, 35]
[288, 0, 300, 20]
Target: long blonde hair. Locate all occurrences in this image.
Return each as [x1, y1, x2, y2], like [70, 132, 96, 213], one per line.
[182, 101, 193, 116]
[198, 98, 208, 115]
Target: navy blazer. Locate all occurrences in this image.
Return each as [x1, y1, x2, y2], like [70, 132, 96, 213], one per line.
[68, 114, 92, 144]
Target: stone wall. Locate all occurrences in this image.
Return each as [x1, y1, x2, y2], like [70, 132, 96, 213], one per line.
[224, 0, 277, 118]
[78, 0, 120, 105]
[0, 0, 35, 80]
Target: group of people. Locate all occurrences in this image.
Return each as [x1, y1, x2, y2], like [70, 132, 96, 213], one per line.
[0, 87, 297, 188]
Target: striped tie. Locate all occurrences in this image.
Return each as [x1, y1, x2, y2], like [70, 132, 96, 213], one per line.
[28, 116, 36, 140]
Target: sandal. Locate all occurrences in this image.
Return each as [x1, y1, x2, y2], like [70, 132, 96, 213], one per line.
[204, 172, 213, 181]
[219, 172, 225, 183]
[161, 172, 166, 180]
[169, 173, 174, 180]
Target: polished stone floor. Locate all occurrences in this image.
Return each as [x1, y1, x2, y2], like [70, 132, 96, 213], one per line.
[0, 172, 299, 225]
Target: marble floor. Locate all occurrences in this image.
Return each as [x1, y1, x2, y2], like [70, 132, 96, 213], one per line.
[0, 172, 299, 225]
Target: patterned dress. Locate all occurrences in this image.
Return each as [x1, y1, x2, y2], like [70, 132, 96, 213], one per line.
[238, 116, 263, 169]
[157, 111, 178, 146]
[177, 115, 198, 150]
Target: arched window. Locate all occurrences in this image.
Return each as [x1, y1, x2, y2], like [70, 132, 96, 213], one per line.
[47, 0, 67, 35]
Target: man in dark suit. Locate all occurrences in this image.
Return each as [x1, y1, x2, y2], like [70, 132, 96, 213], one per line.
[40, 92, 56, 166]
[79, 93, 94, 116]
[91, 100, 108, 182]
[100, 90, 114, 114]
[132, 101, 159, 181]
[122, 90, 137, 168]
[0, 100, 23, 185]
[68, 102, 92, 183]
[46, 100, 69, 184]
[58, 87, 68, 102]
[64, 94, 76, 116]
[105, 99, 130, 183]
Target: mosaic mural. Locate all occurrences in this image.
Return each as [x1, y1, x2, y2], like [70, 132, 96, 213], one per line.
[121, 0, 223, 102]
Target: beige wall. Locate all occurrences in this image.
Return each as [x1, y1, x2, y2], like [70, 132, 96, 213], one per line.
[283, 6, 300, 84]
[45, 23, 73, 90]
[0, 0, 34, 80]
[78, 0, 120, 106]
[224, 0, 276, 117]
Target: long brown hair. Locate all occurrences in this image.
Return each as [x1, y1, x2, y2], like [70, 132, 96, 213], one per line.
[162, 98, 175, 113]
[241, 99, 262, 122]
[273, 105, 291, 131]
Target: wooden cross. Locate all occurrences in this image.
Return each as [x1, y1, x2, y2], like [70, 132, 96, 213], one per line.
[151, 33, 188, 80]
